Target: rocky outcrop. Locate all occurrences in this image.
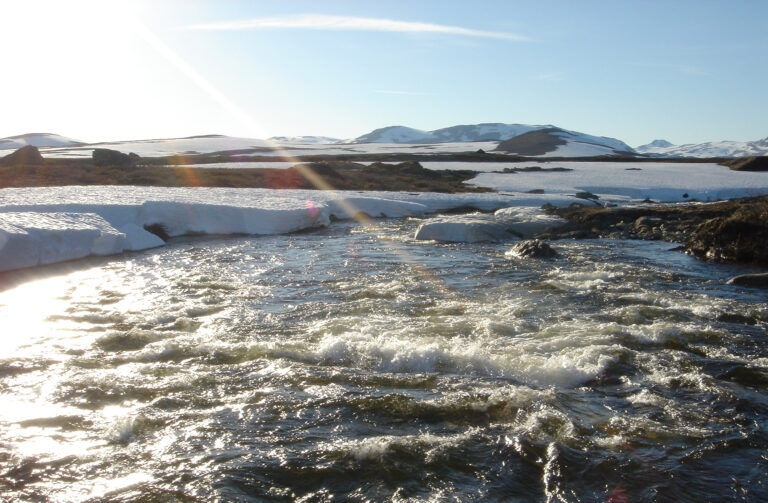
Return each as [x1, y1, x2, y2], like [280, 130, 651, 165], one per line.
[0, 145, 44, 165]
[686, 208, 768, 264]
[506, 240, 558, 259]
[546, 195, 768, 266]
[722, 156, 768, 172]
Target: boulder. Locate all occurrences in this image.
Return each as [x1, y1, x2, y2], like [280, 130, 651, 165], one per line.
[506, 240, 559, 259]
[726, 272, 768, 288]
[1, 145, 44, 165]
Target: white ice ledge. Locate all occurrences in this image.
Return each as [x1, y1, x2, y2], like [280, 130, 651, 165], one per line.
[0, 188, 519, 272]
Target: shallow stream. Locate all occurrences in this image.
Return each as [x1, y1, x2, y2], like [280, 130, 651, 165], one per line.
[1, 218, 766, 502]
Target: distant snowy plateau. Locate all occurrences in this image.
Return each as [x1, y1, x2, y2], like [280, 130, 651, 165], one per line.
[2, 124, 767, 159]
[1, 124, 767, 273]
[2, 160, 768, 272]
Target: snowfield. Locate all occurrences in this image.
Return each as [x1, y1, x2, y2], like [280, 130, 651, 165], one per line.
[0, 133, 83, 150]
[463, 161, 768, 202]
[636, 137, 768, 158]
[37, 138, 500, 159]
[1, 159, 768, 272]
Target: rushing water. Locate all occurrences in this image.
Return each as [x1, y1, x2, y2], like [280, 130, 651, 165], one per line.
[1, 217, 767, 502]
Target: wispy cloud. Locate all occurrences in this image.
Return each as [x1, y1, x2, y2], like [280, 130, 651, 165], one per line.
[185, 14, 529, 41]
[373, 89, 431, 96]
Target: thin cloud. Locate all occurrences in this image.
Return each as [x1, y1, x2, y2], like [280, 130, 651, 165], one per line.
[185, 14, 529, 41]
[373, 90, 431, 96]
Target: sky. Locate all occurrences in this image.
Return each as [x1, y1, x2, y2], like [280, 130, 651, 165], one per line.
[1, 0, 767, 146]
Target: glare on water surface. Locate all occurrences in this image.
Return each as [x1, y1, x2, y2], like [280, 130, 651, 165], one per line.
[0, 221, 766, 502]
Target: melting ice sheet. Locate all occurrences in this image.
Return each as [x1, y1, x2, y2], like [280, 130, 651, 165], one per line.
[0, 186, 530, 272]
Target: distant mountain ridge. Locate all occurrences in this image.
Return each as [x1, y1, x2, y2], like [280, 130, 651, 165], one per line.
[3, 127, 767, 158]
[636, 137, 768, 158]
[353, 123, 551, 144]
[354, 123, 635, 157]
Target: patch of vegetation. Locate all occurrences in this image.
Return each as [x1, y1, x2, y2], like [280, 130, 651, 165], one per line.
[0, 160, 489, 193]
[721, 156, 768, 171]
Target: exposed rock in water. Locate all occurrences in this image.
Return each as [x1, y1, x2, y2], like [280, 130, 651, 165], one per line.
[727, 272, 768, 288]
[1, 145, 44, 165]
[686, 208, 768, 264]
[548, 194, 768, 266]
[723, 156, 768, 172]
[506, 240, 559, 259]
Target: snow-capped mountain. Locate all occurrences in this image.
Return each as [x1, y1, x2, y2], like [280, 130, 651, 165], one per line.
[0, 133, 84, 150]
[353, 123, 552, 144]
[637, 139, 674, 150]
[352, 123, 634, 157]
[431, 123, 548, 142]
[636, 137, 768, 158]
[353, 126, 437, 144]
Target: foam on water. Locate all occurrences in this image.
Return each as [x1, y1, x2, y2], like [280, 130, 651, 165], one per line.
[0, 219, 766, 501]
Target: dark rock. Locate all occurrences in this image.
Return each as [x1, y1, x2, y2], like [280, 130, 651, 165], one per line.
[507, 239, 559, 259]
[1, 145, 44, 165]
[726, 272, 768, 288]
[686, 207, 768, 264]
[634, 216, 663, 230]
[526, 189, 545, 194]
[573, 191, 600, 201]
[92, 148, 138, 167]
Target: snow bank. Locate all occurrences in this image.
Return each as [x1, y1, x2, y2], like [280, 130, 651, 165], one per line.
[0, 187, 518, 272]
[324, 197, 426, 220]
[494, 207, 566, 237]
[414, 207, 566, 243]
[414, 216, 515, 243]
[0, 212, 129, 271]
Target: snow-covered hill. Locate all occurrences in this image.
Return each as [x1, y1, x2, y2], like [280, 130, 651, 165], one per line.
[494, 127, 635, 156]
[41, 134, 278, 158]
[269, 136, 343, 144]
[636, 137, 768, 158]
[353, 123, 634, 156]
[353, 123, 552, 144]
[0, 133, 84, 151]
[353, 126, 438, 144]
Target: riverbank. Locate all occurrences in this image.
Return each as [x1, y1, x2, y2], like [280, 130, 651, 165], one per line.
[546, 195, 768, 265]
